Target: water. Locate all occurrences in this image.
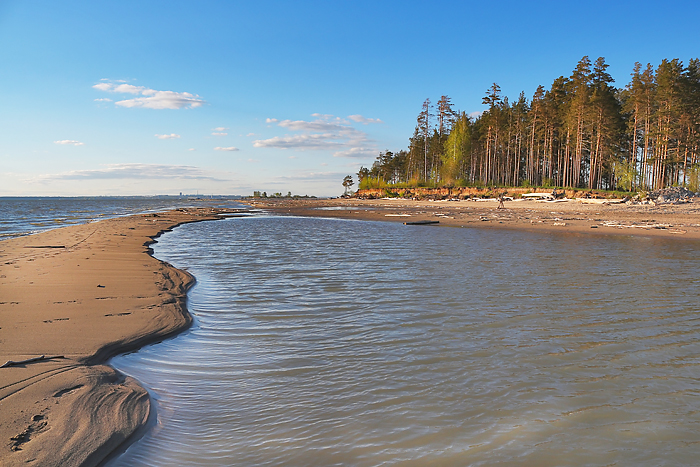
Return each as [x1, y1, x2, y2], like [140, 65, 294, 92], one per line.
[108, 216, 700, 466]
[0, 196, 242, 239]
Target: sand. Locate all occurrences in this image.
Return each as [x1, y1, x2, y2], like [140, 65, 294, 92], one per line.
[0, 207, 236, 467]
[2, 198, 699, 466]
[245, 197, 700, 240]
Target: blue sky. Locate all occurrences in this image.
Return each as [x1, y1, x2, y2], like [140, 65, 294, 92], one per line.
[1, 0, 699, 197]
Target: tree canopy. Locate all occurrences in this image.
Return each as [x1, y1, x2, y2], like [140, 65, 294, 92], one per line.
[358, 56, 700, 192]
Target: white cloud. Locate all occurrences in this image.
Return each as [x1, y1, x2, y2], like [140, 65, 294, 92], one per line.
[247, 159, 259, 163]
[214, 146, 239, 151]
[54, 140, 84, 146]
[112, 84, 145, 94]
[469, 110, 484, 119]
[94, 98, 112, 102]
[347, 114, 383, 124]
[253, 114, 377, 158]
[266, 118, 278, 123]
[93, 80, 205, 109]
[32, 163, 225, 182]
[188, 148, 196, 151]
[212, 132, 228, 136]
[289, 156, 297, 159]
[155, 133, 181, 139]
[333, 147, 377, 158]
[92, 83, 113, 92]
[116, 91, 203, 110]
[213, 127, 228, 132]
[253, 133, 345, 150]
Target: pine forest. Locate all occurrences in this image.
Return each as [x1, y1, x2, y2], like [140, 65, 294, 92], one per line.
[358, 56, 700, 193]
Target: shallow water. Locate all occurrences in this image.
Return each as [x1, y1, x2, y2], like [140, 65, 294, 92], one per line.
[109, 216, 700, 466]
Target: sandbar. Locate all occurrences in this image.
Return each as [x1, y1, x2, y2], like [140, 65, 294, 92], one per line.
[0, 207, 236, 466]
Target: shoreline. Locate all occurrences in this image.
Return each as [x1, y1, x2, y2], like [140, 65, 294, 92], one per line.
[245, 197, 700, 240]
[0, 207, 237, 466]
[2, 198, 699, 465]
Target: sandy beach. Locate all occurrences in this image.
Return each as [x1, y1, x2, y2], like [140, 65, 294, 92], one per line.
[2, 197, 700, 466]
[246, 196, 700, 240]
[0, 207, 236, 466]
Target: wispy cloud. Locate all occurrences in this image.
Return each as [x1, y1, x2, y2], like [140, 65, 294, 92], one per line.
[253, 114, 377, 158]
[32, 163, 225, 182]
[269, 171, 348, 184]
[54, 140, 84, 146]
[254, 134, 345, 150]
[155, 133, 181, 139]
[347, 114, 382, 124]
[211, 126, 229, 136]
[94, 98, 112, 102]
[93, 80, 205, 109]
[333, 147, 377, 158]
[214, 146, 239, 151]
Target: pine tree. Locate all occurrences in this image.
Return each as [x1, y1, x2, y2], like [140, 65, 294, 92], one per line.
[416, 98, 433, 181]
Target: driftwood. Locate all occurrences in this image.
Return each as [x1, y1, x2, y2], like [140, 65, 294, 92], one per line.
[1, 355, 66, 368]
[403, 220, 440, 225]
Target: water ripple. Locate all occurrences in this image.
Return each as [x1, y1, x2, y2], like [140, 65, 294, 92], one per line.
[109, 216, 700, 466]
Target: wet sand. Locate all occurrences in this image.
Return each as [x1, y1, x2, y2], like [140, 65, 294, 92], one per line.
[0, 207, 236, 466]
[246, 197, 700, 240]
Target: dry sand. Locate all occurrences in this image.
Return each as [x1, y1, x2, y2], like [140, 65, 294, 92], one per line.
[246, 197, 700, 240]
[0, 207, 236, 467]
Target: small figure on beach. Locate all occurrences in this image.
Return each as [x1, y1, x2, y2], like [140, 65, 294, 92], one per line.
[497, 192, 506, 209]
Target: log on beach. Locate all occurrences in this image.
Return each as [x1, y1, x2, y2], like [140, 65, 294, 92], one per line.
[403, 220, 440, 225]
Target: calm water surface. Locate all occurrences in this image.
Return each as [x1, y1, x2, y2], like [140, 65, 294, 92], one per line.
[0, 196, 241, 239]
[109, 216, 700, 466]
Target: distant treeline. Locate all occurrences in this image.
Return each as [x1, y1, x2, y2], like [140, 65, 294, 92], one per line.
[358, 56, 700, 192]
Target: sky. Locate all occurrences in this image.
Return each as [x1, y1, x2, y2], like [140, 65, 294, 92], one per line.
[1, 0, 699, 197]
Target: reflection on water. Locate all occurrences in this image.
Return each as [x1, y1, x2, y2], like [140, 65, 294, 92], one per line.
[109, 216, 700, 466]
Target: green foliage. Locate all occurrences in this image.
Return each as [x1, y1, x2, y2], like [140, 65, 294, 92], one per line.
[358, 177, 388, 190]
[612, 159, 638, 192]
[688, 165, 700, 192]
